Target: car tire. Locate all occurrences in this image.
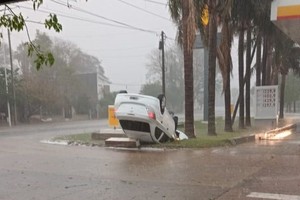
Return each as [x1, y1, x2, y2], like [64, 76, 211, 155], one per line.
[155, 128, 169, 143]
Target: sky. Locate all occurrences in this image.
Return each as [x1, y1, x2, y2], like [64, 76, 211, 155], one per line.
[2, 0, 245, 95]
[4, 0, 178, 93]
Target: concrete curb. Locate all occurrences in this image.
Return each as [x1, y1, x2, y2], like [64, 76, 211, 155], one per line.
[229, 134, 256, 145]
[265, 123, 297, 135]
[257, 123, 297, 140]
[230, 123, 297, 145]
[91, 123, 297, 147]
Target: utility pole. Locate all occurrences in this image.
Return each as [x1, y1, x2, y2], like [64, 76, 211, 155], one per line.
[8, 29, 17, 125]
[159, 31, 166, 96]
[4, 68, 11, 127]
[3, 44, 11, 127]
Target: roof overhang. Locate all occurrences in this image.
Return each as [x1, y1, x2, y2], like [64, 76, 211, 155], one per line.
[271, 0, 300, 45]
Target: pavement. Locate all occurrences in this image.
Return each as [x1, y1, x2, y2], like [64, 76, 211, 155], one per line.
[0, 118, 299, 200]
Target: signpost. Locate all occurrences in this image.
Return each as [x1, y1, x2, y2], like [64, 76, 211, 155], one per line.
[254, 85, 278, 119]
[254, 85, 279, 129]
[194, 33, 221, 121]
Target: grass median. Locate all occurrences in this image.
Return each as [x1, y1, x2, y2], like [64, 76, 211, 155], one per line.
[52, 118, 258, 148]
[151, 118, 258, 148]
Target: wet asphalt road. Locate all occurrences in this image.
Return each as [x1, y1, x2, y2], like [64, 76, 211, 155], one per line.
[0, 119, 300, 200]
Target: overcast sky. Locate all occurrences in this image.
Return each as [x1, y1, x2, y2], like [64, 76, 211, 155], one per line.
[3, 0, 245, 94]
[3, 0, 177, 93]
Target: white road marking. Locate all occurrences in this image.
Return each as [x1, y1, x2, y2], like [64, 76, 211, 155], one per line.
[247, 192, 300, 200]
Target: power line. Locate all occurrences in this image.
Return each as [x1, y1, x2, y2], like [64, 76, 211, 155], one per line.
[116, 0, 170, 21]
[143, 0, 167, 6]
[49, 0, 159, 35]
[17, 5, 140, 30]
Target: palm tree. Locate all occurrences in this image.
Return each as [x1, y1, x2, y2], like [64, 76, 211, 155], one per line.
[232, 0, 250, 129]
[232, 0, 257, 128]
[216, 1, 234, 132]
[195, 0, 234, 133]
[168, 0, 197, 138]
[255, 31, 262, 86]
[258, 1, 273, 86]
[245, 27, 252, 127]
[207, 0, 218, 135]
[169, 0, 234, 135]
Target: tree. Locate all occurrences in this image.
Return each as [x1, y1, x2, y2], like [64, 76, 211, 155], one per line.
[14, 32, 109, 121]
[274, 29, 300, 118]
[145, 47, 184, 113]
[194, 0, 234, 133]
[1, 0, 62, 69]
[169, 0, 235, 134]
[252, 1, 272, 87]
[140, 82, 162, 97]
[232, 0, 255, 129]
[0, 43, 10, 112]
[168, 0, 197, 138]
[217, 8, 234, 132]
[206, 0, 218, 135]
[99, 92, 118, 118]
[284, 73, 300, 112]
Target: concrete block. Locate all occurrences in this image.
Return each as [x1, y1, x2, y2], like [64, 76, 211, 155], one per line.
[105, 137, 140, 148]
[92, 129, 126, 140]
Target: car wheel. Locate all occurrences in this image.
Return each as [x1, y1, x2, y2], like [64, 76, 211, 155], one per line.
[155, 127, 169, 143]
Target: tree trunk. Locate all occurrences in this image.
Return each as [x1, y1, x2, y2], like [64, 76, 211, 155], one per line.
[222, 18, 232, 132]
[62, 107, 65, 118]
[231, 39, 257, 127]
[262, 35, 268, 85]
[272, 69, 279, 85]
[279, 74, 286, 119]
[207, 0, 217, 136]
[256, 32, 262, 86]
[182, 0, 195, 138]
[238, 27, 245, 129]
[294, 101, 296, 113]
[224, 68, 232, 132]
[245, 27, 251, 127]
[183, 50, 195, 137]
[266, 40, 273, 85]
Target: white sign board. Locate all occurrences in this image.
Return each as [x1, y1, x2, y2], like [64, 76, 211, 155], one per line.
[254, 85, 278, 119]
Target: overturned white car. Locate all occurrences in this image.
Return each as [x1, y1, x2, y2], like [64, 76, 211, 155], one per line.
[114, 93, 187, 143]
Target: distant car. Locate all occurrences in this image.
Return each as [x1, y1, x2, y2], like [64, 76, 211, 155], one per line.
[114, 93, 184, 143]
